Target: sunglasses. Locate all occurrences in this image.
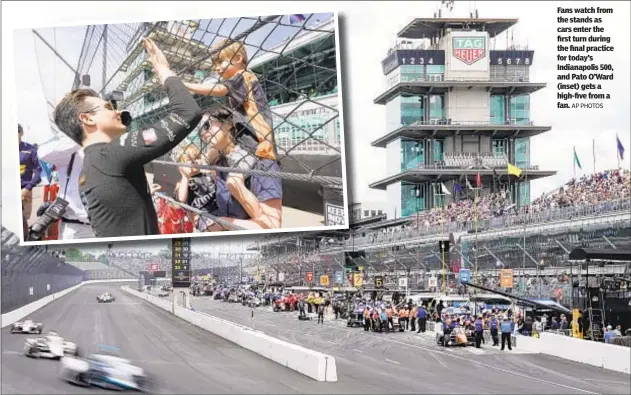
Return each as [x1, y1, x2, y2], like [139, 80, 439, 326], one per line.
[81, 101, 132, 127]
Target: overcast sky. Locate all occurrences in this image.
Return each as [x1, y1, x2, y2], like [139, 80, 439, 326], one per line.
[2, 1, 629, 252]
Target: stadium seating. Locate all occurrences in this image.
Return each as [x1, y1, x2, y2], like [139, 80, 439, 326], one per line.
[68, 261, 133, 280]
[347, 168, 630, 247]
[1, 226, 84, 313]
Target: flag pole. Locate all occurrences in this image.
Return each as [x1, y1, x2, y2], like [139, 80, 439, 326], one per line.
[592, 139, 596, 174]
[573, 146, 576, 180]
[435, 185, 447, 296]
[522, 168, 528, 281]
[474, 181, 479, 292]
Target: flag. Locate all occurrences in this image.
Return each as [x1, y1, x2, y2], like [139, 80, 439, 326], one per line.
[440, 183, 451, 195]
[507, 163, 522, 177]
[475, 172, 482, 188]
[289, 14, 306, 25]
[573, 146, 582, 170]
[466, 177, 473, 191]
[454, 183, 462, 194]
[39, 160, 54, 184]
[617, 135, 626, 160]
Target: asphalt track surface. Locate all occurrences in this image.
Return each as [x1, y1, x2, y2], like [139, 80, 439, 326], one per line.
[1, 284, 348, 394]
[181, 294, 631, 395]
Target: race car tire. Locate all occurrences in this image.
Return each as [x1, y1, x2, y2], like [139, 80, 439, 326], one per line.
[135, 373, 153, 392]
[24, 345, 37, 358]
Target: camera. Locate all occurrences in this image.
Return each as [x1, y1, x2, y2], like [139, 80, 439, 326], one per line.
[27, 197, 69, 241]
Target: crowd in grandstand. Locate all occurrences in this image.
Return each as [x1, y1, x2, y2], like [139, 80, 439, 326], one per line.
[350, 168, 630, 246]
[528, 168, 629, 212]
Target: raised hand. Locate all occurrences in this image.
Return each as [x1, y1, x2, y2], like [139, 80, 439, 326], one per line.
[142, 37, 176, 84]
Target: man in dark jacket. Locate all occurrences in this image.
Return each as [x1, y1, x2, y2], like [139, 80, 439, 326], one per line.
[490, 315, 500, 346]
[474, 315, 484, 348]
[417, 305, 428, 333]
[53, 38, 201, 238]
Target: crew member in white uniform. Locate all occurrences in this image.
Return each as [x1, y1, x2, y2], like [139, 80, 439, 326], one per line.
[37, 133, 94, 240]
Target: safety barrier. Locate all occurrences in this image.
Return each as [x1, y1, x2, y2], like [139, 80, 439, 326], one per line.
[121, 286, 337, 382]
[1, 279, 137, 328]
[513, 332, 630, 374]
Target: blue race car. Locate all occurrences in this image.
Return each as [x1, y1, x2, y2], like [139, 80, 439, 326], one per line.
[58, 346, 151, 391]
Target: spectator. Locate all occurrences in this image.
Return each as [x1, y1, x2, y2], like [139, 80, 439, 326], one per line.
[52, 38, 202, 238]
[18, 124, 42, 221]
[604, 325, 616, 344]
[199, 107, 282, 230]
[183, 38, 277, 163]
[37, 133, 94, 239]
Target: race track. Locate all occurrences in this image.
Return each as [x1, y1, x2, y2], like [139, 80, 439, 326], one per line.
[181, 294, 631, 395]
[1, 284, 345, 394]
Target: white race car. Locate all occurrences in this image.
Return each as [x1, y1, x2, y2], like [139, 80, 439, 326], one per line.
[59, 351, 151, 391]
[97, 293, 115, 303]
[157, 290, 169, 297]
[24, 331, 79, 359]
[11, 319, 43, 334]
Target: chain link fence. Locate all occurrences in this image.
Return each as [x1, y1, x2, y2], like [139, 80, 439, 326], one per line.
[32, 13, 344, 234]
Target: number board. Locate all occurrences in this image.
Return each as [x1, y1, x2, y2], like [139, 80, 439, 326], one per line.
[382, 50, 446, 75]
[171, 238, 191, 288]
[374, 275, 384, 288]
[490, 50, 535, 66]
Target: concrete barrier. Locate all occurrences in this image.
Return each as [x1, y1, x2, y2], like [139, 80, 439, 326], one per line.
[513, 332, 630, 374]
[1, 279, 137, 328]
[122, 286, 337, 382]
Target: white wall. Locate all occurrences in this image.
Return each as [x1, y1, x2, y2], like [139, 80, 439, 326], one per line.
[385, 95, 402, 133]
[386, 181, 402, 219]
[446, 88, 490, 123]
[386, 138, 402, 176]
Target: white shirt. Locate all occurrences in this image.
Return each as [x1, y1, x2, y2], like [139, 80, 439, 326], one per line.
[37, 134, 89, 223]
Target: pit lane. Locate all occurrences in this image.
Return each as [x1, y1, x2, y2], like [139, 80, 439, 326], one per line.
[1, 283, 350, 394]
[181, 294, 631, 394]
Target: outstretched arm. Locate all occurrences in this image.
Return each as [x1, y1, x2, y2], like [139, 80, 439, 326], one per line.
[183, 81, 229, 97]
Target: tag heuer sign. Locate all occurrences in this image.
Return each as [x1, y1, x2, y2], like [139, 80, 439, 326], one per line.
[453, 37, 486, 65]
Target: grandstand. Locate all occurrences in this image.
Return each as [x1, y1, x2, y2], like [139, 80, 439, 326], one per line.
[251, 170, 630, 309]
[1, 226, 84, 313]
[101, 244, 258, 285]
[68, 261, 134, 281]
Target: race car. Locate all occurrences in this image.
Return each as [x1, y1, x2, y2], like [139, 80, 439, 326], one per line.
[11, 319, 43, 334]
[97, 293, 115, 303]
[157, 290, 170, 297]
[59, 349, 152, 391]
[24, 331, 79, 359]
[436, 325, 475, 347]
[227, 293, 239, 303]
[247, 296, 262, 308]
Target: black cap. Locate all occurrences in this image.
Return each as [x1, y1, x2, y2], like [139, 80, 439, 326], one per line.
[18, 124, 23, 133]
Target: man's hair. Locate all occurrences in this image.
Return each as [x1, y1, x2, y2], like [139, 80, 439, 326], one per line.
[210, 39, 248, 66]
[204, 106, 233, 123]
[53, 89, 100, 145]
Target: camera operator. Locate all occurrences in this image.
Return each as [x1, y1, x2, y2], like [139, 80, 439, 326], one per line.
[37, 133, 94, 239]
[52, 38, 202, 238]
